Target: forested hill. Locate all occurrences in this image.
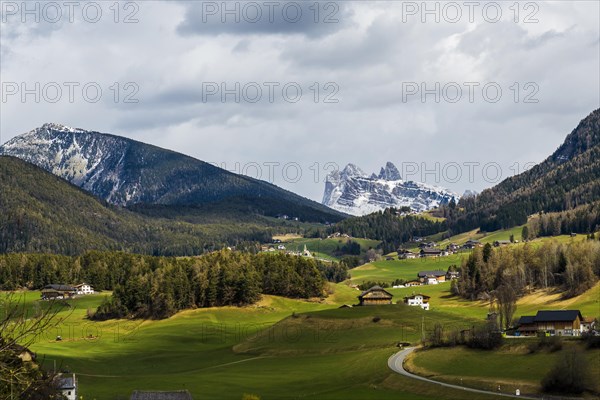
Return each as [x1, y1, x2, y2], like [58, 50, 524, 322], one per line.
[449, 108, 600, 232]
[0, 156, 301, 255]
[0, 123, 344, 223]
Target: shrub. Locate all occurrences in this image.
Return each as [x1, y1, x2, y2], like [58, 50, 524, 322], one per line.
[528, 336, 563, 353]
[372, 316, 381, 323]
[466, 322, 503, 350]
[582, 332, 600, 348]
[542, 347, 590, 394]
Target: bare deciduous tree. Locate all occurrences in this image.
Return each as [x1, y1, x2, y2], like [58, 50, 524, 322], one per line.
[1, 293, 69, 399]
[495, 285, 517, 331]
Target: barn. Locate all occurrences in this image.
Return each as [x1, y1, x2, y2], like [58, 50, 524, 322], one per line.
[358, 286, 393, 306]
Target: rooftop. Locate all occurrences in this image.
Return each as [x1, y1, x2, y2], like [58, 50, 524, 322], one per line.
[130, 390, 193, 400]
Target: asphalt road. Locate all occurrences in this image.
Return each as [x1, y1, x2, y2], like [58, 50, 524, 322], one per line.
[388, 347, 539, 399]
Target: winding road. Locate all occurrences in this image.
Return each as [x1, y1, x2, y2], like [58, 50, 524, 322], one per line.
[388, 347, 539, 399]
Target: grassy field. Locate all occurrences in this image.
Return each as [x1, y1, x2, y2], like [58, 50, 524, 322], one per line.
[347, 251, 600, 320]
[349, 253, 465, 283]
[280, 237, 381, 260]
[5, 281, 598, 399]
[5, 238, 599, 399]
[407, 342, 600, 396]
[1, 287, 493, 400]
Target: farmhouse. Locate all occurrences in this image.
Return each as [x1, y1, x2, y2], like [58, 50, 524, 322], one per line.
[447, 243, 460, 252]
[581, 317, 597, 333]
[398, 250, 417, 259]
[404, 294, 430, 310]
[420, 248, 444, 257]
[517, 310, 584, 336]
[74, 283, 94, 295]
[417, 271, 446, 284]
[463, 239, 482, 249]
[494, 240, 511, 247]
[130, 391, 193, 400]
[41, 284, 76, 300]
[404, 280, 422, 287]
[56, 373, 77, 400]
[358, 286, 393, 306]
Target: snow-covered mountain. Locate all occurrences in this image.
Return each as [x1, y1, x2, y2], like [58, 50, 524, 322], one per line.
[0, 123, 344, 221]
[322, 162, 459, 216]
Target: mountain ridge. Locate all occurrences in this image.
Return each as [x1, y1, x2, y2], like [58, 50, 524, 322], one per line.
[0, 123, 344, 223]
[322, 161, 459, 216]
[452, 108, 600, 232]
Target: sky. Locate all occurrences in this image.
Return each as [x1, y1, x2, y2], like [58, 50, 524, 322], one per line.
[1, 0, 599, 202]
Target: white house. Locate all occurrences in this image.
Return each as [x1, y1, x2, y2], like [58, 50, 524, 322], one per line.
[404, 294, 430, 310]
[426, 276, 439, 285]
[74, 283, 94, 295]
[277, 244, 286, 250]
[56, 373, 77, 400]
[581, 317, 597, 333]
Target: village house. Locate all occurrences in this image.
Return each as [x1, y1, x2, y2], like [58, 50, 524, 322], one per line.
[41, 284, 77, 300]
[445, 270, 460, 280]
[517, 310, 584, 336]
[581, 317, 597, 333]
[420, 248, 445, 257]
[74, 283, 94, 295]
[447, 243, 460, 252]
[398, 249, 417, 259]
[404, 294, 430, 310]
[463, 239, 482, 249]
[277, 244, 286, 250]
[56, 373, 77, 400]
[417, 271, 446, 285]
[358, 286, 393, 306]
[494, 240, 511, 247]
[130, 390, 193, 400]
[404, 280, 422, 287]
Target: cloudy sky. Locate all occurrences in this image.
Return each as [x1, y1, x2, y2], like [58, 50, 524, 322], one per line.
[1, 0, 598, 201]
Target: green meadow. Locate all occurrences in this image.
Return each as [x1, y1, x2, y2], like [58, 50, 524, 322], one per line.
[280, 237, 381, 260]
[5, 231, 599, 399]
[408, 342, 600, 396]
[3, 289, 497, 400]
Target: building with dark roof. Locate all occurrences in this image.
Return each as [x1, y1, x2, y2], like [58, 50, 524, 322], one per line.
[358, 286, 393, 306]
[41, 284, 76, 300]
[517, 310, 584, 336]
[56, 373, 77, 400]
[417, 270, 447, 284]
[130, 390, 193, 400]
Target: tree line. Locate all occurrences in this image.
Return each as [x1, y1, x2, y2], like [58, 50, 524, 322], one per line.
[323, 208, 446, 253]
[0, 251, 347, 319]
[525, 203, 600, 239]
[453, 240, 600, 301]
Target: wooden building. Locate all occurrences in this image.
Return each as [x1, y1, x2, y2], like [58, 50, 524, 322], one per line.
[517, 310, 584, 336]
[358, 286, 393, 306]
[417, 271, 446, 284]
[41, 284, 76, 300]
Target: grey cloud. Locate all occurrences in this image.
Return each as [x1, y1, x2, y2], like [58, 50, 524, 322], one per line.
[176, 1, 353, 38]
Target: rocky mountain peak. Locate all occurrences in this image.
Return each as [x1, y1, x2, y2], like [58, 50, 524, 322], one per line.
[378, 161, 402, 181]
[322, 162, 459, 216]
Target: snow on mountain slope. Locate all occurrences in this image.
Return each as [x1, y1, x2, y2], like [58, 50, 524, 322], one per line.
[322, 162, 459, 216]
[0, 124, 345, 221]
